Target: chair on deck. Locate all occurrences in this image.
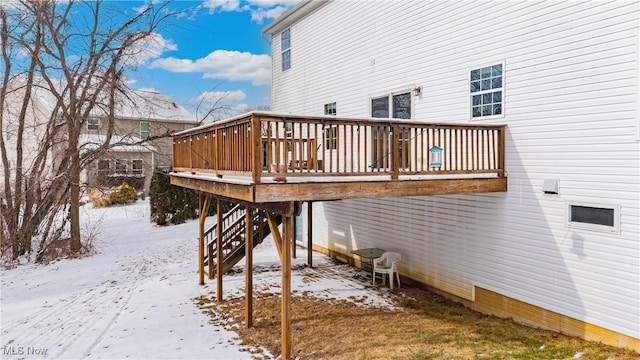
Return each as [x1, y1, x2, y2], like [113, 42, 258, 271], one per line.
[372, 251, 401, 290]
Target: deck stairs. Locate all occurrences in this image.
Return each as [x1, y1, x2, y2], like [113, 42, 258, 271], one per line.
[203, 204, 280, 277]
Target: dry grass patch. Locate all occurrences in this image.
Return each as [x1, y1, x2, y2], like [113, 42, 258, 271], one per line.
[197, 286, 639, 360]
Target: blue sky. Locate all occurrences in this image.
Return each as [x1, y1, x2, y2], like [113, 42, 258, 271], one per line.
[115, 0, 299, 119]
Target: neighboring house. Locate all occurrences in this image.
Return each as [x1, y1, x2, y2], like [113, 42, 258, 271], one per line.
[77, 89, 198, 191]
[2, 77, 197, 193]
[263, 0, 639, 351]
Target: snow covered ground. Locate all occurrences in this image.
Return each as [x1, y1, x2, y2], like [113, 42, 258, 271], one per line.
[1, 200, 393, 359]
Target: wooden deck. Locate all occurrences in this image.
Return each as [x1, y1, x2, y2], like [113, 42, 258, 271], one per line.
[171, 111, 507, 202]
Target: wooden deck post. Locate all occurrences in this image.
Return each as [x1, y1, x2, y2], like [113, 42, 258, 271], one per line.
[391, 123, 400, 180]
[307, 202, 313, 268]
[498, 125, 506, 178]
[292, 216, 297, 259]
[216, 199, 224, 302]
[281, 214, 292, 359]
[245, 207, 254, 328]
[198, 193, 210, 286]
[251, 115, 262, 184]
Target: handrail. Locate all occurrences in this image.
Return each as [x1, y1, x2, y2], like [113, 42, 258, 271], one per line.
[173, 112, 506, 183]
[205, 207, 272, 274]
[203, 203, 243, 244]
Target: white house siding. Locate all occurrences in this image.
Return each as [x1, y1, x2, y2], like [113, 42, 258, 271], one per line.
[270, 1, 640, 341]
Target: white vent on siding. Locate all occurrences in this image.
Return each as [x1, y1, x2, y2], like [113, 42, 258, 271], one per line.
[542, 179, 559, 195]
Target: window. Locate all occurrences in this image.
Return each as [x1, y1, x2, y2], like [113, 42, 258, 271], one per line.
[470, 64, 503, 118]
[371, 96, 389, 118]
[87, 118, 99, 130]
[325, 126, 337, 150]
[115, 159, 127, 174]
[568, 203, 619, 233]
[392, 93, 411, 119]
[140, 121, 150, 139]
[132, 159, 143, 174]
[324, 102, 336, 116]
[97, 159, 110, 174]
[281, 28, 291, 71]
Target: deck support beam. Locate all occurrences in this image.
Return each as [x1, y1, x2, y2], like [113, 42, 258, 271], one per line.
[245, 206, 254, 328]
[216, 199, 224, 302]
[267, 212, 283, 262]
[292, 216, 297, 259]
[281, 213, 293, 359]
[198, 193, 211, 286]
[307, 202, 313, 268]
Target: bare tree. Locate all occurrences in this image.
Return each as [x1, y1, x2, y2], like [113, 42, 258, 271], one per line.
[0, 0, 174, 262]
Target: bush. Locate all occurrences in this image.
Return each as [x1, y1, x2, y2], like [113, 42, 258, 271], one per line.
[149, 168, 233, 226]
[88, 188, 112, 207]
[149, 168, 200, 225]
[109, 182, 138, 205]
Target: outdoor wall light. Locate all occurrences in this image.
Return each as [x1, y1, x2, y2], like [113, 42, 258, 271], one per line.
[413, 86, 422, 97]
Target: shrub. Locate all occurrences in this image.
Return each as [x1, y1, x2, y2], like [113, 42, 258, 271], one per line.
[149, 168, 219, 225]
[88, 188, 112, 207]
[109, 182, 138, 205]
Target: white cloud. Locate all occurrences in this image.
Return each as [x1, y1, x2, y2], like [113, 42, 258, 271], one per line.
[123, 32, 177, 66]
[202, 0, 241, 13]
[192, 90, 247, 104]
[249, 5, 289, 23]
[202, 0, 299, 23]
[150, 50, 271, 86]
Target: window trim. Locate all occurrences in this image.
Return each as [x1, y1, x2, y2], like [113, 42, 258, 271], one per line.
[281, 28, 291, 72]
[469, 61, 506, 120]
[370, 89, 413, 120]
[140, 121, 150, 139]
[566, 202, 620, 234]
[115, 159, 127, 174]
[132, 159, 143, 175]
[97, 159, 110, 173]
[87, 118, 100, 130]
[324, 102, 336, 116]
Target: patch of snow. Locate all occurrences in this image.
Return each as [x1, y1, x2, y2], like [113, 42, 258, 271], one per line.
[1, 199, 394, 359]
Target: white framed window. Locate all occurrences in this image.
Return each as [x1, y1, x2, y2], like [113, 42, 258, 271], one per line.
[97, 159, 110, 174]
[371, 91, 411, 119]
[132, 159, 143, 174]
[281, 28, 291, 71]
[324, 102, 336, 116]
[470, 63, 504, 119]
[140, 121, 150, 139]
[567, 202, 620, 233]
[87, 118, 99, 130]
[325, 126, 337, 150]
[115, 159, 127, 174]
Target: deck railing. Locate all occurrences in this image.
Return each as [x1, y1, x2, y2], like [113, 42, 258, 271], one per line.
[173, 112, 506, 183]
